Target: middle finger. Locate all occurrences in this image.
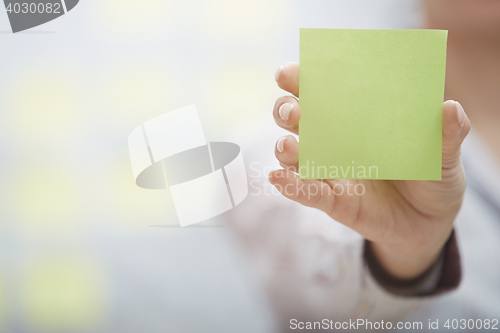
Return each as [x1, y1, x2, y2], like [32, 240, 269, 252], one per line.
[273, 96, 301, 135]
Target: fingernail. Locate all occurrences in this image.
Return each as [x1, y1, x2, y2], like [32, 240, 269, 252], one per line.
[279, 103, 294, 121]
[275, 65, 283, 82]
[277, 136, 287, 153]
[456, 101, 465, 127]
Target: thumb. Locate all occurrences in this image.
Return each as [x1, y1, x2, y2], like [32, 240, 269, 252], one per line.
[442, 100, 471, 172]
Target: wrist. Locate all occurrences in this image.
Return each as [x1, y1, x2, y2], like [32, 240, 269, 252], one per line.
[368, 240, 445, 280]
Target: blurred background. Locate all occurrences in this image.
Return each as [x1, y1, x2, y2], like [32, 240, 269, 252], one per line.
[0, 1, 420, 332]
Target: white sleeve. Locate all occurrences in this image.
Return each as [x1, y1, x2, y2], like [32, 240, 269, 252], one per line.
[225, 190, 427, 331]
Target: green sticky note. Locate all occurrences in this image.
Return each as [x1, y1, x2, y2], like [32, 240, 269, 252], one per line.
[299, 29, 448, 180]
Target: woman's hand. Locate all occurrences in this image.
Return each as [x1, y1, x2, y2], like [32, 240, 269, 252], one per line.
[269, 62, 471, 280]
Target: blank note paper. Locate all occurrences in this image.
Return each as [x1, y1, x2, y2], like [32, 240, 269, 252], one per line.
[299, 29, 448, 180]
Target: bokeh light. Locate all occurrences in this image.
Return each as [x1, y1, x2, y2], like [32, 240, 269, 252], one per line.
[87, 0, 178, 41]
[200, 0, 294, 42]
[21, 257, 106, 331]
[102, 154, 179, 226]
[10, 64, 82, 148]
[99, 60, 181, 129]
[13, 167, 79, 227]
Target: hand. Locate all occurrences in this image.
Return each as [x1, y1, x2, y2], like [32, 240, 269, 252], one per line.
[269, 62, 471, 280]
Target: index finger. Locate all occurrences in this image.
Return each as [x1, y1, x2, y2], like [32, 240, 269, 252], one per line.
[275, 62, 300, 97]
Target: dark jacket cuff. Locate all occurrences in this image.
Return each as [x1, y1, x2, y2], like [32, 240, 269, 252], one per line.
[363, 230, 461, 297]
